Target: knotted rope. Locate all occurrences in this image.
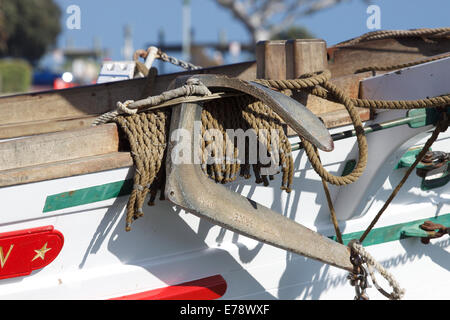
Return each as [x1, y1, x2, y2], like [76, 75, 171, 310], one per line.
[115, 110, 171, 231]
[92, 78, 212, 126]
[255, 70, 368, 186]
[349, 240, 405, 300]
[95, 73, 295, 230]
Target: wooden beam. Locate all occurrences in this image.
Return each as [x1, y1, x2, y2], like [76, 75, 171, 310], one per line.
[256, 40, 287, 80]
[0, 115, 98, 139]
[285, 72, 372, 135]
[0, 123, 119, 171]
[0, 64, 371, 187]
[256, 39, 327, 79]
[0, 61, 256, 127]
[0, 152, 133, 188]
[285, 39, 327, 78]
[0, 58, 372, 140]
[328, 38, 450, 77]
[256, 39, 371, 136]
[0, 70, 372, 139]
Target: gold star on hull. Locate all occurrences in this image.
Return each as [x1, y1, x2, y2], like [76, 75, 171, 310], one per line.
[32, 242, 52, 262]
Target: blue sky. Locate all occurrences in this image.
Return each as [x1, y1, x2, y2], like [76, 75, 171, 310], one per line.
[51, 0, 450, 66]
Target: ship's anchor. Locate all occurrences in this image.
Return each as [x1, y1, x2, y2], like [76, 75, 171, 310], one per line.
[164, 74, 354, 272]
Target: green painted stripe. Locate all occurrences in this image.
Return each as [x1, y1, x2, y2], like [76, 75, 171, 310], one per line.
[43, 179, 133, 213]
[329, 213, 450, 247]
[42, 179, 448, 248]
[395, 147, 428, 169]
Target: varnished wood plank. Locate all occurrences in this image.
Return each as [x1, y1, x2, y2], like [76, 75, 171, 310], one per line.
[256, 39, 327, 79]
[256, 40, 287, 79]
[0, 123, 119, 171]
[0, 152, 133, 188]
[0, 61, 256, 126]
[285, 39, 327, 78]
[0, 115, 98, 139]
[0, 70, 371, 139]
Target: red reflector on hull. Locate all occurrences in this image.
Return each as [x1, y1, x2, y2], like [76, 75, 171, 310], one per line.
[111, 275, 227, 300]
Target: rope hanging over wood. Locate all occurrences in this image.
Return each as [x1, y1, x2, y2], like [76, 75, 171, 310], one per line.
[115, 95, 295, 231]
[114, 110, 171, 231]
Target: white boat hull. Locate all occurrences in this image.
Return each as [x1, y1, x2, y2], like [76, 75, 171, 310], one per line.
[0, 57, 449, 300]
[0, 121, 448, 300]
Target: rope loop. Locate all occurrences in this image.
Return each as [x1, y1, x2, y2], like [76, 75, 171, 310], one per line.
[254, 70, 331, 90]
[348, 241, 405, 300]
[301, 81, 368, 185]
[255, 72, 368, 186]
[117, 100, 137, 115]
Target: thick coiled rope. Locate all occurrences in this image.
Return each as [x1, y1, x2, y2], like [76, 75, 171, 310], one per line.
[108, 89, 295, 230]
[114, 110, 171, 231]
[200, 95, 294, 191]
[255, 70, 369, 186]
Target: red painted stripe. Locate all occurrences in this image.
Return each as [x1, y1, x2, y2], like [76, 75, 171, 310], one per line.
[110, 275, 227, 300]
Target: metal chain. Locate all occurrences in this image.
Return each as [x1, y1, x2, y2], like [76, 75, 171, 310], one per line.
[133, 46, 202, 74]
[348, 240, 405, 300]
[157, 49, 202, 71]
[348, 240, 371, 300]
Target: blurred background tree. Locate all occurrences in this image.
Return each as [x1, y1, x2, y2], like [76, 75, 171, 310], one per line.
[0, 0, 61, 93]
[214, 0, 354, 43]
[0, 59, 32, 93]
[0, 0, 61, 64]
[271, 26, 315, 40]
